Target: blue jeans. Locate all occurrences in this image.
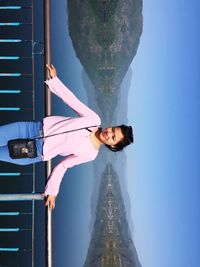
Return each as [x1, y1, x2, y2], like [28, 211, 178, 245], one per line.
[0, 121, 43, 165]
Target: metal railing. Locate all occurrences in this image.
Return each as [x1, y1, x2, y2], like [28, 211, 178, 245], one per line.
[44, 1, 53, 267]
[0, 1, 53, 266]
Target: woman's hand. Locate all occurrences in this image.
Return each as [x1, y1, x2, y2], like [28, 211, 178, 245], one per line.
[46, 64, 57, 79]
[45, 195, 56, 210]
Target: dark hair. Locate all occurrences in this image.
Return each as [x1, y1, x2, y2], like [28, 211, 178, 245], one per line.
[105, 125, 134, 152]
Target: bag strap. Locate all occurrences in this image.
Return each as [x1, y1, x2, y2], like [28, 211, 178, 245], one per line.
[35, 125, 98, 140]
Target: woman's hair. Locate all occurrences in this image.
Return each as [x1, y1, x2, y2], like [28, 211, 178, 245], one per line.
[105, 125, 134, 152]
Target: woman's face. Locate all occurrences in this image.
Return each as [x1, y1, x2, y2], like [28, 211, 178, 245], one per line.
[99, 127, 124, 147]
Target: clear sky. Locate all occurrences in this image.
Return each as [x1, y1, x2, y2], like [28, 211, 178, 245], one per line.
[51, 1, 200, 267]
[127, 1, 200, 267]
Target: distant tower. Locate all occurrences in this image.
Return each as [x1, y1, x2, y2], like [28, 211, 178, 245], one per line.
[83, 163, 142, 267]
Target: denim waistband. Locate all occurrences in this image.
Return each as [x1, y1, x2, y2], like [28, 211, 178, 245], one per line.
[35, 122, 43, 157]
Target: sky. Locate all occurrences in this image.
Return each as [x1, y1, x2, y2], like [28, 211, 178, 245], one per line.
[127, 1, 200, 267]
[50, 1, 200, 267]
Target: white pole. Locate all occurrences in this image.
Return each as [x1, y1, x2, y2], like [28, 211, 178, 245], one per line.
[0, 194, 44, 201]
[45, 1, 53, 267]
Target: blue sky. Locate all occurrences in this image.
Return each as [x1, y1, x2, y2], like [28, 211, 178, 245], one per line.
[50, 0, 200, 267]
[127, 1, 200, 267]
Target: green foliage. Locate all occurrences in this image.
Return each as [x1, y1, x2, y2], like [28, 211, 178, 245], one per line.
[68, 0, 143, 114]
[89, 0, 119, 22]
[95, 22, 115, 49]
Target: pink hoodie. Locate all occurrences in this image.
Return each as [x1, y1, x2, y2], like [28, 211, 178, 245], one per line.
[43, 76, 101, 196]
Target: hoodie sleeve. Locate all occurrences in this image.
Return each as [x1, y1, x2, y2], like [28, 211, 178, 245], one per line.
[45, 76, 101, 123]
[43, 154, 95, 197]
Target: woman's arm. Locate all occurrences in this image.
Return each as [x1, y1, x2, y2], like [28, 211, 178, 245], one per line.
[44, 153, 95, 210]
[46, 64, 57, 78]
[45, 195, 56, 210]
[45, 64, 101, 123]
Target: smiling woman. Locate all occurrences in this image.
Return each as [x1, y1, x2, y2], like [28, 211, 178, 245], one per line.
[103, 126, 134, 152]
[0, 64, 133, 210]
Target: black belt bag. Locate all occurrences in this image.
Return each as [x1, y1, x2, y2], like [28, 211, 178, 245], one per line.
[8, 139, 37, 159]
[7, 125, 98, 159]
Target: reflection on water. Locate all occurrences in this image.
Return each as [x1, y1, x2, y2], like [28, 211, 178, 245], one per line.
[68, 0, 143, 124]
[67, 1, 143, 266]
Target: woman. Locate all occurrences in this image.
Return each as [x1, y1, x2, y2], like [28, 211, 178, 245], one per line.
[0, 64, 133, 210]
